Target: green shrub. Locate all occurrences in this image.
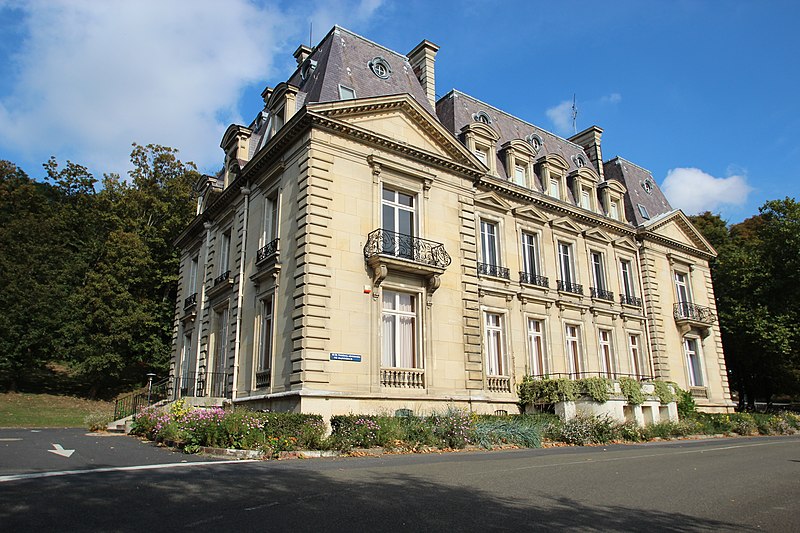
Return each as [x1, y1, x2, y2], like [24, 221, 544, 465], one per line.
[652, 381, 676, 405]
[430, 407, 475, 449]
[473, 415, 544, 449]
[518, 377, 578, 405]
[84, 412, 112, 432]
[578, 377, 612, 403]
[616, 421, 645, 442]
[329, 415, 382, 449]
[619, 377, 646, 406]
[729, 413, 758, 436]
[677, 389, 697, 418]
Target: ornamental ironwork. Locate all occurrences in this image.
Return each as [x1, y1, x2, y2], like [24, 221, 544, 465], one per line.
[478, 262, 510, 279]
[620, 294, 643, 307]
[673, 302, 715, 324]
[183, 292, 197, 309]
[590, 287, 615, 301]
[256, 238, 279, 263]
[363, 229, 451, 269]
[519, 271, 549, 288]
[557, 280, 583, 294]
[214, 270, 231, 286]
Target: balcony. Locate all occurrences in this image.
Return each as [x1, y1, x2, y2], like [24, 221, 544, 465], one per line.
[520, 271, 549, 288]
[256, 238, 279, 264]
[478, 262, 510, 280]
[183, 292, 197, 310]
[255, 370, 271, 389]
[557, 280, 583, 295]
[674, 302, 716, 336]
[364, 229, 451, 290]
[620, 294, 642, 307]
[214, 270, 231, 286]
[207, 270, 234, 300]
[381, 368, 425, 389]
[590, 287, 615, 301]
[486, 376, 511, 393]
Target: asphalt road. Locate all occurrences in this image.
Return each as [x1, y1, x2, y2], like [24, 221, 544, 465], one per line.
[1, 430, 798, 532]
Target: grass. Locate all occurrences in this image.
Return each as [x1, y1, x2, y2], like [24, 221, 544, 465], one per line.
[0, 392, 114, 428]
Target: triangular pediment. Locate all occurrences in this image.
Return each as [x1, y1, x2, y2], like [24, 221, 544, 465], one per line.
[613, 236, 639, 252]
[308, 95, 482, 172]
[475, 191, 512, 213]
[583, 227, 613, 243]
[513, 205, 550, 224]
[644, 210, 715, 255]
[550, 216, 584, 235]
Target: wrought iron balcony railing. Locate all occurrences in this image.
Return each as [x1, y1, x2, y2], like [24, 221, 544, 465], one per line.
[674, 302, 715, 324]
[478, 262, 510, 279]
[519, 271, 549, 288]
[620, 294, 642, 307]
[214, 270, 231, 286]
[557, 280, 583, 294]
[196, 371, 229, 398]
[363, 229, 451, 269]
[526, 371, 655, 382]
[590, 287, 615, 301]
[183, 292, 197, 309]
[256, 238, 279, 263]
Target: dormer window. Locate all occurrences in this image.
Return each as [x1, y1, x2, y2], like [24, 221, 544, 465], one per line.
[514, 164, 526, 185]
[526, 133, 543, 153]
[641, 179, 654, 194]
[369, 56, 392, 79]
[573, 154, 587, 168]
[473, 111, 492, 125]
[549, 177, 561, 199]
[300, 59, 317, 82]
[474, 146, 489, 165]
[339, 85, 356, 100]
[610, 200, 619, 220]
[638, 204, 650, 220]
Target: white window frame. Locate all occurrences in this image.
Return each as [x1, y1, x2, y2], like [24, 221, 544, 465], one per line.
[520, 231, 540, 277]
[381, 290, 420, 369]
[218, 230, 231, 275]
[188, 255, 198, 295]
[620, 258, 636, 298]
[181, 332, 193, 380]
[212, 306, 229, 376]
[558, 241, 576, 285]
[480, 219, 500, 267]
[674, 271, 691, 303]
[527, 317, 546, 376]
[549, 177, 561, 199]
[260, 193, 279, 248]
[598, 329, 615, 378]
[484, 311, 507, 377]
[684, 336, 705, 387]
[382, 186, 416, 237]
[565, 323, 583, 377]
[609, 199, 619, 220]
[338, 85, 356, 100]
[590, 251, 606, 292]
[513, 163, 526, 186]
[629, 333, 648, 379]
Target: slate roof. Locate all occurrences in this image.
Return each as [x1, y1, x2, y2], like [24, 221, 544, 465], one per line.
[604, 157, 673, 226]
[436, 90, 594, 195]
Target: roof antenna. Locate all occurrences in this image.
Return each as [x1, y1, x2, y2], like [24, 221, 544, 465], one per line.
[309, 22, 313, 47]
[571, 93, 578, 134]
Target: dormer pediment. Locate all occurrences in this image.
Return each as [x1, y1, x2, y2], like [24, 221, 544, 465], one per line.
[513, 204, 550, 224]
[475, 191, 512, 213]
[550, 216, 584, 235]
[583, 227, 613, 243]
[265, 82, 300, 110]
[501, 139, 536, 158]
[461, 121, 500, 142]
[221, 124, 253, 152]
[569, 166, 600, 183]
[539, 153, 569, 171]
[599, 179, 627, 195]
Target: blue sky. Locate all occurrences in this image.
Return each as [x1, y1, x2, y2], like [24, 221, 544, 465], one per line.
[1, 0, 798, 223]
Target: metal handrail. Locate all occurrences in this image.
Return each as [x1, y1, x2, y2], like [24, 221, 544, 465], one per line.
[183, 292, 197, 309]
[214, 270, 231, 286]
[673, 302, 715, 323]
[527, 371, 654, 382]
[520, 271, 549, 288]
[363, 229, 451, 268]
[557, 280, 583, 294]
[478, 262, 510, 279]
[256, 238, 279, 263]
[113, 376, 170, 420]
[620, 294, 642, 307]
[590, 287, 615, 301]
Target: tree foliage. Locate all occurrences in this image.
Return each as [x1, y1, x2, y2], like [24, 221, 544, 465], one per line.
[0, 145, 197, 397]
[690, 200, 800, 407]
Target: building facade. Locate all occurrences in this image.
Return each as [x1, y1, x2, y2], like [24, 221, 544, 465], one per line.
[171, 26, 734, 420]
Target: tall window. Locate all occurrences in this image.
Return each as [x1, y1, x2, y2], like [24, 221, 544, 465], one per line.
[609, 200, 619, 220]
[520, 232, 539, 277]
[514, 164, 526, 186]
[580, 189, 591, 210]
[591, 251, 606, 291]
[620, 259, 635, 298]
[485, 312, 506, 376]
[629, 334, 646, 379]
[188, 256, 198, 294]
[258, 296, 274, 372]
[527, 318, 546, 376]
[382, 187, 416, 259]
[481, 220, 499, 266]
[549, 177, 560, 199]
[382, 291, 418, 368]
[675, 272, 690, 303]
[181, 333, 192, 379]
[261, 194, 278, 247]
[684, 337, 704, 387]
[219, 230, 231, 275]
[558, 242, 575, 285]
[565, 324, 582, 377]
[213, 307, 229, 376]
[474, 147, 488, 165]
[598, 329, 615, 378]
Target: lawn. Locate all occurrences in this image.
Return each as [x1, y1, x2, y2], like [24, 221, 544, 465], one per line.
[0, 393, 114, 428]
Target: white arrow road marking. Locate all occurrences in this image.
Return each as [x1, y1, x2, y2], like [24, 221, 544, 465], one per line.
[0, 438, 23, 442]
[48, 443, 75, 458]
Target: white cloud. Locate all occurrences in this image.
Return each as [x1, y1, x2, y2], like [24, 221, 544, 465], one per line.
[600, 92, 622, 104]
[0, 0, 383, 175]
[546, 100, 574, 136]
[661, 167, 753, 215]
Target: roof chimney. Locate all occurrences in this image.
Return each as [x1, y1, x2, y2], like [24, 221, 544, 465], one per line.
[569, 126, 605, 180]
[407, 40, 439, 109]
[293, 45, 312, 66]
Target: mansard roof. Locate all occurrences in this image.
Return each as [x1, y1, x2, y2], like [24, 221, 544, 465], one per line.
[604, 156, 673, 226]
[436, 90, 594, 182]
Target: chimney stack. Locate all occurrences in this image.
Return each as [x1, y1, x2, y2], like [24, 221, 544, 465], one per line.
[569, 126, 605, 181]
[407, 40, 439, 109]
